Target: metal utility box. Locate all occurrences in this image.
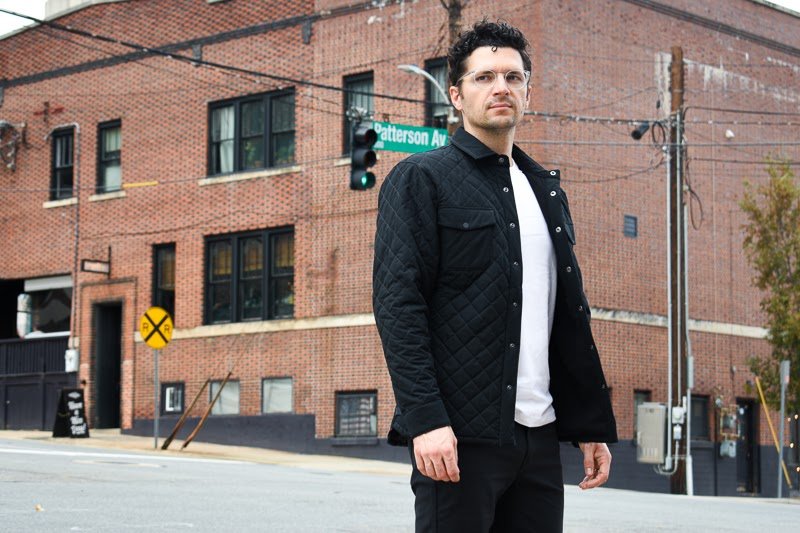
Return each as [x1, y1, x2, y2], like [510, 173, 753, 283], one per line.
[637, 402, 667, 464]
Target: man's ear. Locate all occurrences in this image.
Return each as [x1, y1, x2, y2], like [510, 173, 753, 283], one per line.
[449, 85, 463, 111]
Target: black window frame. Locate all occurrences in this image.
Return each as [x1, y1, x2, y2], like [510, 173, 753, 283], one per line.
[424, 58, 450, 130]
[161, 382, 184, 415]
[207, 89, 295, 176]
[204, 227, 294, 324]
[343, 72, 374, 154]
[690, 395, 710, 440]
[335, 390, 377, 438]
[153, 243, 176, 320]
[50, 127, 75, 200]
[97, 119, 122, 193]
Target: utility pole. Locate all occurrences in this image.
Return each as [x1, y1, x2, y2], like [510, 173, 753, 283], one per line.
[440, 0, 467, 136]
[668, 45, 689, 495]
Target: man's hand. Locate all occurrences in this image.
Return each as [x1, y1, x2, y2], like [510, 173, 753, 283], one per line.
[578, 442, 611, 490]
[412, 426, 460, 482]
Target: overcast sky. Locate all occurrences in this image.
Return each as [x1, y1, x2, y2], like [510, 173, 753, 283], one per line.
[1, 0, 799, 41]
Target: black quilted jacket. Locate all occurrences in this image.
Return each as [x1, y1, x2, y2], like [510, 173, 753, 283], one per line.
[373, 128, 617, 446]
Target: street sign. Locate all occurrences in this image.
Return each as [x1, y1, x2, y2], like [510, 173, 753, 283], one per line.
[139, 307, 173, 349]
[373, 121, 448, 153]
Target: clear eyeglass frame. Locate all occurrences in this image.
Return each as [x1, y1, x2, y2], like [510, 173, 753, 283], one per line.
[456, 69, 531, 89]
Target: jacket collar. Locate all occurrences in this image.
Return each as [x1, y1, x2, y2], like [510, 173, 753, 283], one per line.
[450, 127, 559, 180]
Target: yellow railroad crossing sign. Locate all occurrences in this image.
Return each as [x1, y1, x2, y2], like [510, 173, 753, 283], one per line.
[139, 307, 173, 350]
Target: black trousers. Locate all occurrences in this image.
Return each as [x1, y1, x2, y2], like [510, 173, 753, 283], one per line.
[410, 422, 563, 533]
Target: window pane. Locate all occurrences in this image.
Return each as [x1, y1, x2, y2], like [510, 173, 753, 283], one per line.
[211, 381, 240, 415]
[103, 126, 121, 156]
[262, 378, 293, 413]
[155, 244, 175, 318]
[30, 288, 72, 333]
[240, 280, 262, 320]
[210, 241, 232, 281]
[272, 132, 294, 166]
[271, 278, 294, 318]
[102, 163, 122, 192]
[240, 238, 263, 277]
[241, 138, 264, 169]
[271, 94, 295, 132]
[162, 383, 184, 414]
[336, 392, 377, 437]
[272, 233, 294, 274]
[241, 101, 264, 136]
[212, 106, 234, 174]
[210, 284, 231, 323]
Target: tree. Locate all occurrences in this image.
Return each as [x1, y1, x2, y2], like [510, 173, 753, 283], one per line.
[740, 161, 800, 412]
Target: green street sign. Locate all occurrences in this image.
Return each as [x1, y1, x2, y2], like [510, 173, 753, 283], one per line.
[373, 121, 449, 153]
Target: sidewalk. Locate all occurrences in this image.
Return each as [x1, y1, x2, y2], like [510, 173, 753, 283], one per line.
[0, 428, 412, 477]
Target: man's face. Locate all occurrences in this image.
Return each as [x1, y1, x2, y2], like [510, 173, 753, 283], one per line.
[449, 46, 530, 135]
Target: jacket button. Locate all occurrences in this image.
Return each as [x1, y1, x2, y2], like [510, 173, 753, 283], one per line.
[462, 222, 470, 229]
[566, 266, 572, 273]
[550, 190, 557, 197]
[509, 343, 516, 349]
[506, 385, 513, 391]
[513, 261, 519, 267]
[499, 157, 505, 164]
[503, 187, 509, 192]
[509, 222, 516, 229]
[578, 305, 584, 312]
[550, 171, 557, 176]
[589, 344, 595, 351]
[512, 302, 519, 307]
[555, 226, 562, 233]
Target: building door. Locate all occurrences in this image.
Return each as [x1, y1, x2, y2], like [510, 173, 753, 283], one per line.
[736, 399, 759, 494]
[93, 303, 122, 428]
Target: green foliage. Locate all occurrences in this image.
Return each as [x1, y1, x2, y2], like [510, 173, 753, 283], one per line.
[740, 161, 800, 412]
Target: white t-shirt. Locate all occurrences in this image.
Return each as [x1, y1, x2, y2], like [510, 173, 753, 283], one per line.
[509, 160, 557, 428]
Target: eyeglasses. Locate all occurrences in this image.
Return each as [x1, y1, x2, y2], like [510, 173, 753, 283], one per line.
[456, 69, 531, 90]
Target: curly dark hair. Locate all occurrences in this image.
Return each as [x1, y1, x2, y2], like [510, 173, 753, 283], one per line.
[447, 20, 531, 87]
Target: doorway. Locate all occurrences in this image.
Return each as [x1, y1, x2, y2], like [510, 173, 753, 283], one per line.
[736, 398, 759, 494]
[93, 303, 122, 428]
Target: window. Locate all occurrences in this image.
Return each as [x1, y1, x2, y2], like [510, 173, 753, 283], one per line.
[262, 377, 293, 413]
[161, 382, 184, 415]
[153, 244, 175, 319]
[343, 72, 374, 154]
[633, 389, 652, 441]
[97, 120, 121, 193]
[690, 395, 710, 440]
[205, 228, 294, 324]
[425, 58, 450, 130]
[51, 128, 74, 199]
[335, 391, 377, 437]
[624, 214, 638, 238]
[210, 380, 240, 415]
[209, 90, 295, 175]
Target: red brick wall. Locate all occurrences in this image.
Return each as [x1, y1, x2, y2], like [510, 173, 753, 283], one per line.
[1, 0, 797, 447]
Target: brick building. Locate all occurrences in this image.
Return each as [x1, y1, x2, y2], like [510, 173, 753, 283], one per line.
[0, 0, 798, 496]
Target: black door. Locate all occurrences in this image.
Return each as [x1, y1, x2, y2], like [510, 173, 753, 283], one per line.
[93, 303, 122, 428]
[736, 399, 759, 494]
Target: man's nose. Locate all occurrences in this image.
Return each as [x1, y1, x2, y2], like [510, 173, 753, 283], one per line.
[492, 74, 511, 94]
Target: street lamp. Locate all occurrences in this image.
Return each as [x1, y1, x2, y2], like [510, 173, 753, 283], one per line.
[397, 64, 459, 126]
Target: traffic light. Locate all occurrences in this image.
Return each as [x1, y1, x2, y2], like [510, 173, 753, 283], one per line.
[350, 124, 377, 190]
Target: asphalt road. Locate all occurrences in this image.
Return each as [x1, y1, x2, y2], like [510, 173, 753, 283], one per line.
[1, 436, 798, 532]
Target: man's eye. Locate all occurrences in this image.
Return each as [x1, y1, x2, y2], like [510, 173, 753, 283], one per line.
[475, 72, 494, 83]
[506, 72, 524, 83]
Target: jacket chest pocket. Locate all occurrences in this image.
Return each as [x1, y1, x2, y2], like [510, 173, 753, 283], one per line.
[437, 207, 495, 271]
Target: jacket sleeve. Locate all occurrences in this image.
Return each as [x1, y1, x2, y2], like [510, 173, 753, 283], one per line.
[373, 160, 450, 439]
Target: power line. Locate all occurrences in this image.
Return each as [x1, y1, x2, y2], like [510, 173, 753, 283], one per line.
[688, 106, 800, 117]
[0, 7, 431, 106]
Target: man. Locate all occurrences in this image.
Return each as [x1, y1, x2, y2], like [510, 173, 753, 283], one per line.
[373, 20, 617, 532]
